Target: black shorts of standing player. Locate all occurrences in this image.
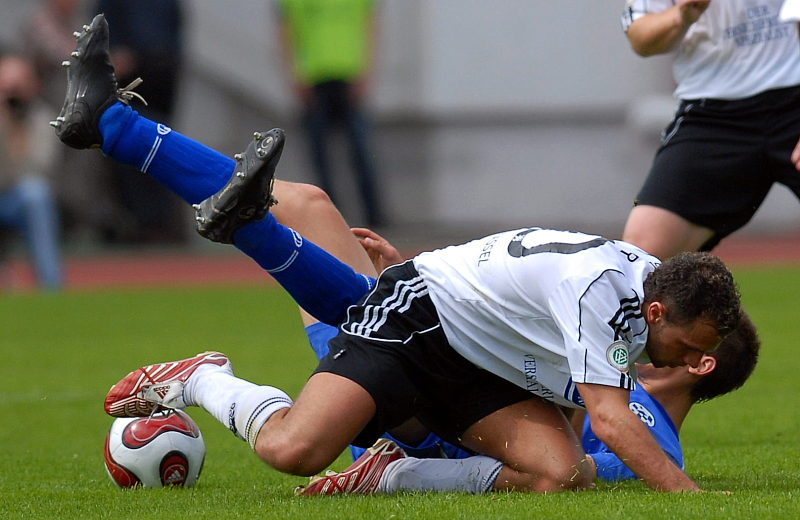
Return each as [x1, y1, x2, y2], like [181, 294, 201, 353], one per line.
[315, 260, 532, 449]
[635, 85, 800, 251]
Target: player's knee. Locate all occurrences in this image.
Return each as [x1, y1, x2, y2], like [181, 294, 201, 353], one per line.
[296, 182, 334, 210]
[542, 463, 593, 492]
[282, 181, 332, 209]
[272, 181, 337, 224]
[498, 462, 592, 493]
[253, 435, 328, 477]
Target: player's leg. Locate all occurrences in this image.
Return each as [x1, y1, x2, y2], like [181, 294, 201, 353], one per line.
[347, 398, 594, 495]
[270, 180, 378, 278]
[622, 205, 713, 260]
[459, 398, 594, 492]
[625, 98, 771, 259]
[253, 372, 377, 475]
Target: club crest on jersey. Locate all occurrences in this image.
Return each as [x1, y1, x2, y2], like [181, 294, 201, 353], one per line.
[628, 401, 655, 427]
[606, 341, 629, 372]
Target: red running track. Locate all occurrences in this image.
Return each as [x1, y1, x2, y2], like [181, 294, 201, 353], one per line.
[2, 233, 800, 291]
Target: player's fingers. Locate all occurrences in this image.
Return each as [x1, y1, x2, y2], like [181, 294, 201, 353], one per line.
[791, 140, 800, 170]
[351, 227, 386, 243]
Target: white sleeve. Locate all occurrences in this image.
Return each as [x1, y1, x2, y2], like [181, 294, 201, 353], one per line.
[780, 0, 800, 22]
[621, 0, 675, 32]
[549, 272, 638, 390]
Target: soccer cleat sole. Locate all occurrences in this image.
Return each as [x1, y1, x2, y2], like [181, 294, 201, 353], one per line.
[195, 128, 285, 244]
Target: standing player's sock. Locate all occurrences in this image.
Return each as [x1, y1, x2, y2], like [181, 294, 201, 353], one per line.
[184, 365, 292, 449]
[233, 216, 376, 325]
[98, 101, 234, 204]
[378, 456, 502, 494]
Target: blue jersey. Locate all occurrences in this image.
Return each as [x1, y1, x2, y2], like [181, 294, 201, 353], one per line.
[581, 384, 683, 481]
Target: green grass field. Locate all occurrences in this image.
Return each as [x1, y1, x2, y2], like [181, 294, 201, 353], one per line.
[1, 266, 798, 519]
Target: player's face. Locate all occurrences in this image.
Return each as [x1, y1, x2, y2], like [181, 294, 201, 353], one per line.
[645, 317, 721, 369]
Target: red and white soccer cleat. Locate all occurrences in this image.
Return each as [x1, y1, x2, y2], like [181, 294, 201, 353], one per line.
[104, 351, 231, 417]
[296, 438, 407, 496]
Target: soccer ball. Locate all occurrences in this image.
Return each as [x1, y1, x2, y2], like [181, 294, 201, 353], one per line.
[103, 410, 205, 488]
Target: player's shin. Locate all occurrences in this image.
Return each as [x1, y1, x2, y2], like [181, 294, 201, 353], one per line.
[185, 366, 292, 448]
[233, 217, 374, 325]
[98, 102, 235, 204]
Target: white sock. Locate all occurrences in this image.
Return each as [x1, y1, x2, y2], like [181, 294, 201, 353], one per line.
[377, 455, 502, 494]
[185, 365, 292, 449]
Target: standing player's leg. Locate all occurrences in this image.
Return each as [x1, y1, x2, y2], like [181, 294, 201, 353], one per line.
[622, 205, 713, 260]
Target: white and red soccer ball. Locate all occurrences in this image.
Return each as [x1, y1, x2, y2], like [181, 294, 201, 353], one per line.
[104, 410, 205, 488]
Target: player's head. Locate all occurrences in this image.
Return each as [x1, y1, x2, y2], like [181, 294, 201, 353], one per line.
[0, 52, 40, 120]
[689, 310, 759, 403]
[642, 252, 741, 368]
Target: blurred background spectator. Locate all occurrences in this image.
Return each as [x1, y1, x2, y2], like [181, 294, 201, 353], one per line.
[277, 0, 385, 227]
[92, 0, 187, 244]
[23, 0, 135, 245]
[0, 51, 62, 289]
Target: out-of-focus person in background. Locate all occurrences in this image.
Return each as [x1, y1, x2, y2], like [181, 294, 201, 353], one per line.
[621, 0, 800, 260]
[23, 0, 85, 109]
[0, 51, 62, 289]
[778, 0, 800, 171]
[23, 0, 132, 245]
[92, 0, 187, 244]
[276, 0, 385, 227]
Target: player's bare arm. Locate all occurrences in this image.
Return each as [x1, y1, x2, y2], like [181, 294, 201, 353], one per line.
[626, 0, 711, 56]
[577, 382, 701, 492]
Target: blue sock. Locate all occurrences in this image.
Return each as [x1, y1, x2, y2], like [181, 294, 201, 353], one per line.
[305, 322, 337, 360]
[98, 101, 234, 204]
[348, 433, 473, 462]
[232, 215, 376, 326]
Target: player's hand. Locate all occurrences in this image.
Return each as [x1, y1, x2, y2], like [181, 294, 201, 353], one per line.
[351, 227, 404, 273]
[677, 0, 711, 24]
[792, 137, 800, 171]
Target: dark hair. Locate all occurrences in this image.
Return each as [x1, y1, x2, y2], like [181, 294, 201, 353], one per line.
[643, 252, 741, 336]
[691, 310, 760, 402]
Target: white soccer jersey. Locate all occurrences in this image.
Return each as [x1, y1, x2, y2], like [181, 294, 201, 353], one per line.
[414, 228, 659, 409]
[622, 0, 800, 100]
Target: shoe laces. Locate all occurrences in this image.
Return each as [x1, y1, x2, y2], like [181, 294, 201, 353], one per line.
[146, 407, 173, 423]
[117, 78, 148, 106]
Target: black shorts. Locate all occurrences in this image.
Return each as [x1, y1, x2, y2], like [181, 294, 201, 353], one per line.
[315, 260, 533, 448]
[636, 85, 800, 250]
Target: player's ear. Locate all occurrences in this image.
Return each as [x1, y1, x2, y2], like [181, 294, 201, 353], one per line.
[689, 355, 716, 376]
[645, 301, 666, 324]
